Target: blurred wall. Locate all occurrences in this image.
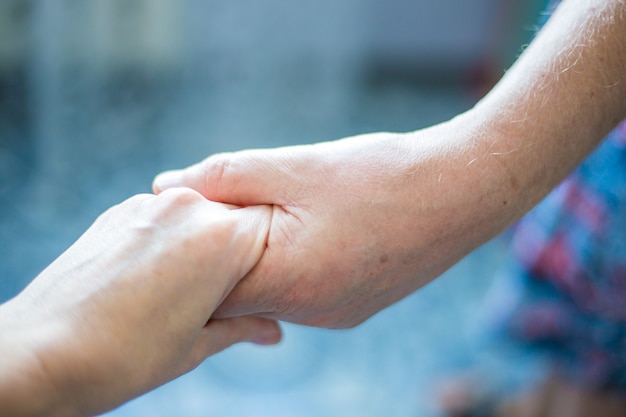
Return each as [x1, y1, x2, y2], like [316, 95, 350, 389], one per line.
[0, 0, 547, 228]
[362, 0, 545, 86]
[0, 0, 545, 288]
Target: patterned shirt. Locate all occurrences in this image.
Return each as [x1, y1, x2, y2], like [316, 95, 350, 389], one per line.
[499, 121, 626, 390]
[484, 0, 626, 390]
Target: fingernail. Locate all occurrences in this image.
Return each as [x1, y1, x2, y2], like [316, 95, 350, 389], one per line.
[153, 170, 183, 192]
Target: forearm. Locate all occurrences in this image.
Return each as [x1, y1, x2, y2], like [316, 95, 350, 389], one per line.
[0, 302, 72, 417]
[394, 0, 625, 268]
[468, 0, 626, 212]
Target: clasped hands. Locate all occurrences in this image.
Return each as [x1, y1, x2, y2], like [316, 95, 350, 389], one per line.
[1, 116, 524, 417]
[5, 2, 624, 412]
[152, 120, 518, 329]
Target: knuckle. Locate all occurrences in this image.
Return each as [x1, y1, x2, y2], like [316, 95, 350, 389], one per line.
[158, 187, 203, 207]
[209, 215, 239, 240]
[95, 194, 153, 223]
[200, 153, 234, 193]
[138, 188, 206, 227]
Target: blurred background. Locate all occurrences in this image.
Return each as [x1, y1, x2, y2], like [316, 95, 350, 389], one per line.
[0, 0, 547, 415]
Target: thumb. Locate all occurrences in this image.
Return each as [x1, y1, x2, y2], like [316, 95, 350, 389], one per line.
[153, 149, 295, 206]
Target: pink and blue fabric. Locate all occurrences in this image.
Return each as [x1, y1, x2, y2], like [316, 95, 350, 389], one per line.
[497, 120, 626, 391]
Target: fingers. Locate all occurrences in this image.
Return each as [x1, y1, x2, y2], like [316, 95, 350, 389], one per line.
[187, 317, 282, 368]
[152, 149, 296, 206]
[156, 200, 273, 313]
[222, 205, 272, 288]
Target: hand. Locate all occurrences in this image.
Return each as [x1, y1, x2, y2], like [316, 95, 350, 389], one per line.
[152, 0, 626, 329]
[0, 188, 280, 417]
[152, 123, 523, 328]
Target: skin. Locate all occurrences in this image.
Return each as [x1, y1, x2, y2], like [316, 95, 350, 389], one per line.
[0, 188, 281, 417]
[153, 0, 626, 328]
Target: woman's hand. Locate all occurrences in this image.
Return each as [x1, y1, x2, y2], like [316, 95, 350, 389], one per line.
[0, 188, 280, 417]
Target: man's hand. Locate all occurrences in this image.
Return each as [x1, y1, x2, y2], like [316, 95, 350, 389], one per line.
[153, 125, 524, 328]
[0, 189, 280, 417]
[153, 0, 626, 329]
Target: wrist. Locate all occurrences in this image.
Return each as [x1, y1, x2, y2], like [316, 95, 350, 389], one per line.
[0, 300, 77, 417]
[403, 114, 526, 242]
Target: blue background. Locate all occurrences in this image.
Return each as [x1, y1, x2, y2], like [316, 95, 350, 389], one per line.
[0, 1, 545, 415]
